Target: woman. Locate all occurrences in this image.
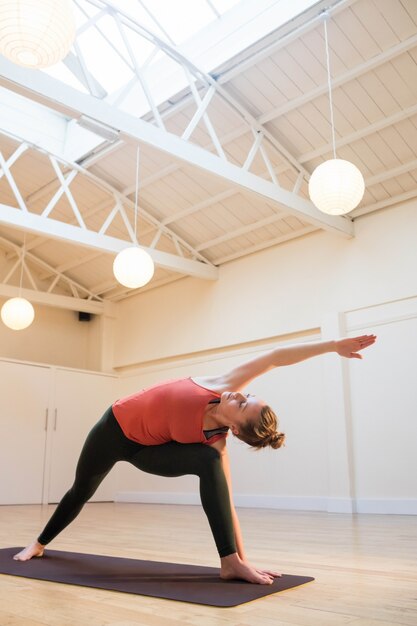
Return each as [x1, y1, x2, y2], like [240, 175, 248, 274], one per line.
[14, 335, 376, 584]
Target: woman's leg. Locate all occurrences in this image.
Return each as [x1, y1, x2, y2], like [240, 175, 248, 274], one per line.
[128, 442, 275, 584]
[127, 442, 236, 558]
[14, 407, 136, 560]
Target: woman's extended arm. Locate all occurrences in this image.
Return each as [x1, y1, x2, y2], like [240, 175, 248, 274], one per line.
[198, 335, 376, 392]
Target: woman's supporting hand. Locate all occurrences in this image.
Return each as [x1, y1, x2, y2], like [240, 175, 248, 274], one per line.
[335, 335, 377, 359]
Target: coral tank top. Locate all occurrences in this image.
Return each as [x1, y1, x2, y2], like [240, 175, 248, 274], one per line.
[112, 378, 227, 446]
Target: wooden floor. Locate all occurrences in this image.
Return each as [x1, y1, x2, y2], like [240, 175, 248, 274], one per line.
[0, 503, 416, 626]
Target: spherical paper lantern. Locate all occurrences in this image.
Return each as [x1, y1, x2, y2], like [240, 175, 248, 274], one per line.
[1, 297, 35, 330]
[309, 158, 365, 216]
[113, 247, 155, 289]
[0, 0, 76, 69]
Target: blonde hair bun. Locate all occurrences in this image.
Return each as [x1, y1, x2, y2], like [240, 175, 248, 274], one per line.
[269, 431, 286, 450]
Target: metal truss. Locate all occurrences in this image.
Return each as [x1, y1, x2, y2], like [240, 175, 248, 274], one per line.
[0, 133, 218, 307]
[132, 3, 417, 227]
[0, 0, 353, 237]
[76, 0, 314, 190]
[0, 233, 107, 314]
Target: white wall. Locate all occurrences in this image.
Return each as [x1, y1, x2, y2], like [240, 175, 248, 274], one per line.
[2, 201, 415, 514]
[0, 299, 102, 370]
[114, 200, 417, 368]
[112, 201, 417, 514]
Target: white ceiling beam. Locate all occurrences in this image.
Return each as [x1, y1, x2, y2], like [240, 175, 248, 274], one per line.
[39, 251, 103, 281]
[0, 58, 353, 238]
[196, 211, 286, 252]
[89, 273, 182, 300]
[25, 174, 67, 207]
[299, 103, 417, 164]
[258, 32, 417, 125]
[162, 189, 238, 227]
[0, 283, 106, 314]
[0, 203, 218, 280]
[75, 138, 124, 167]
[157, 159, 295, 229]
[365, 158, 417, 188]
[122, 123, 252, 195]
[215, 0, 355, 85]
[109, 275, 185, 301]
[11, 196, 115, 258]
[89, 272, 183, 299]
[132, 163, 180, 191]
[134, 161, 295, 240]
[353, 190, 417, 219]
[213, 226, 318, 264]
[89, 277, 123, 296]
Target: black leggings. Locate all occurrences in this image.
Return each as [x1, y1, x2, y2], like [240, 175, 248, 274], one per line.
[38, 407, 236, 558]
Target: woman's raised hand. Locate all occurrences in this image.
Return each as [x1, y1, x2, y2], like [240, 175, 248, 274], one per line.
[335, 335, 377, 359]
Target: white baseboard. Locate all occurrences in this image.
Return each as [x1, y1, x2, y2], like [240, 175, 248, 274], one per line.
[355, 499, 417, 515]
[114, 492, 417, 515]
[115, 491, 200, 505]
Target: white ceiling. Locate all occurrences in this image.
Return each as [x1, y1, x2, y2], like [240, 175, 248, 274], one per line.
[0, 0, 416, 312]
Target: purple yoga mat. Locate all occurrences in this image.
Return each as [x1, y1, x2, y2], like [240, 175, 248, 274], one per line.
[0, 548, 314, 607]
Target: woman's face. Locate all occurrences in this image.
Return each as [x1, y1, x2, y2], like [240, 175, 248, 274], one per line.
[219, 391, 265, 434]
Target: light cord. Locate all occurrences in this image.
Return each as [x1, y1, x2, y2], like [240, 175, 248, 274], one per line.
[19, 234, 25, 298]
[323, 16, 337, 159]
[134, 145, 140, 244]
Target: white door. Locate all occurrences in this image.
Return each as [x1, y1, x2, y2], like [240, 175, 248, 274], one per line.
[47, 368, 116, 503]
[0, 360, 51, 504]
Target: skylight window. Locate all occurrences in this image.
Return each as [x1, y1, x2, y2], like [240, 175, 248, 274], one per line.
[137, 0, 216, 45]
[41, 0, 247, 122]
[76, 14, 134, 93]
[105, 0, 243, 45]
[39, 0, 320, 158]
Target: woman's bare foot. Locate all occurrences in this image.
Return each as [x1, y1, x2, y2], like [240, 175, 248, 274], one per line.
[220, 553, 277, 584]
[13, 541, 45, 561]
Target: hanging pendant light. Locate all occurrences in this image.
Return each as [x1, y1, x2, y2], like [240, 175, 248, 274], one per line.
[309, 13, 365, 216]
[1, 297, 35, 330]
[1, 237, 35, 330]
[113, 246, 155, 289]
[309, 158, 365, 216]
[113, 147, 155, 289]
[0, 0, 75, 69]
